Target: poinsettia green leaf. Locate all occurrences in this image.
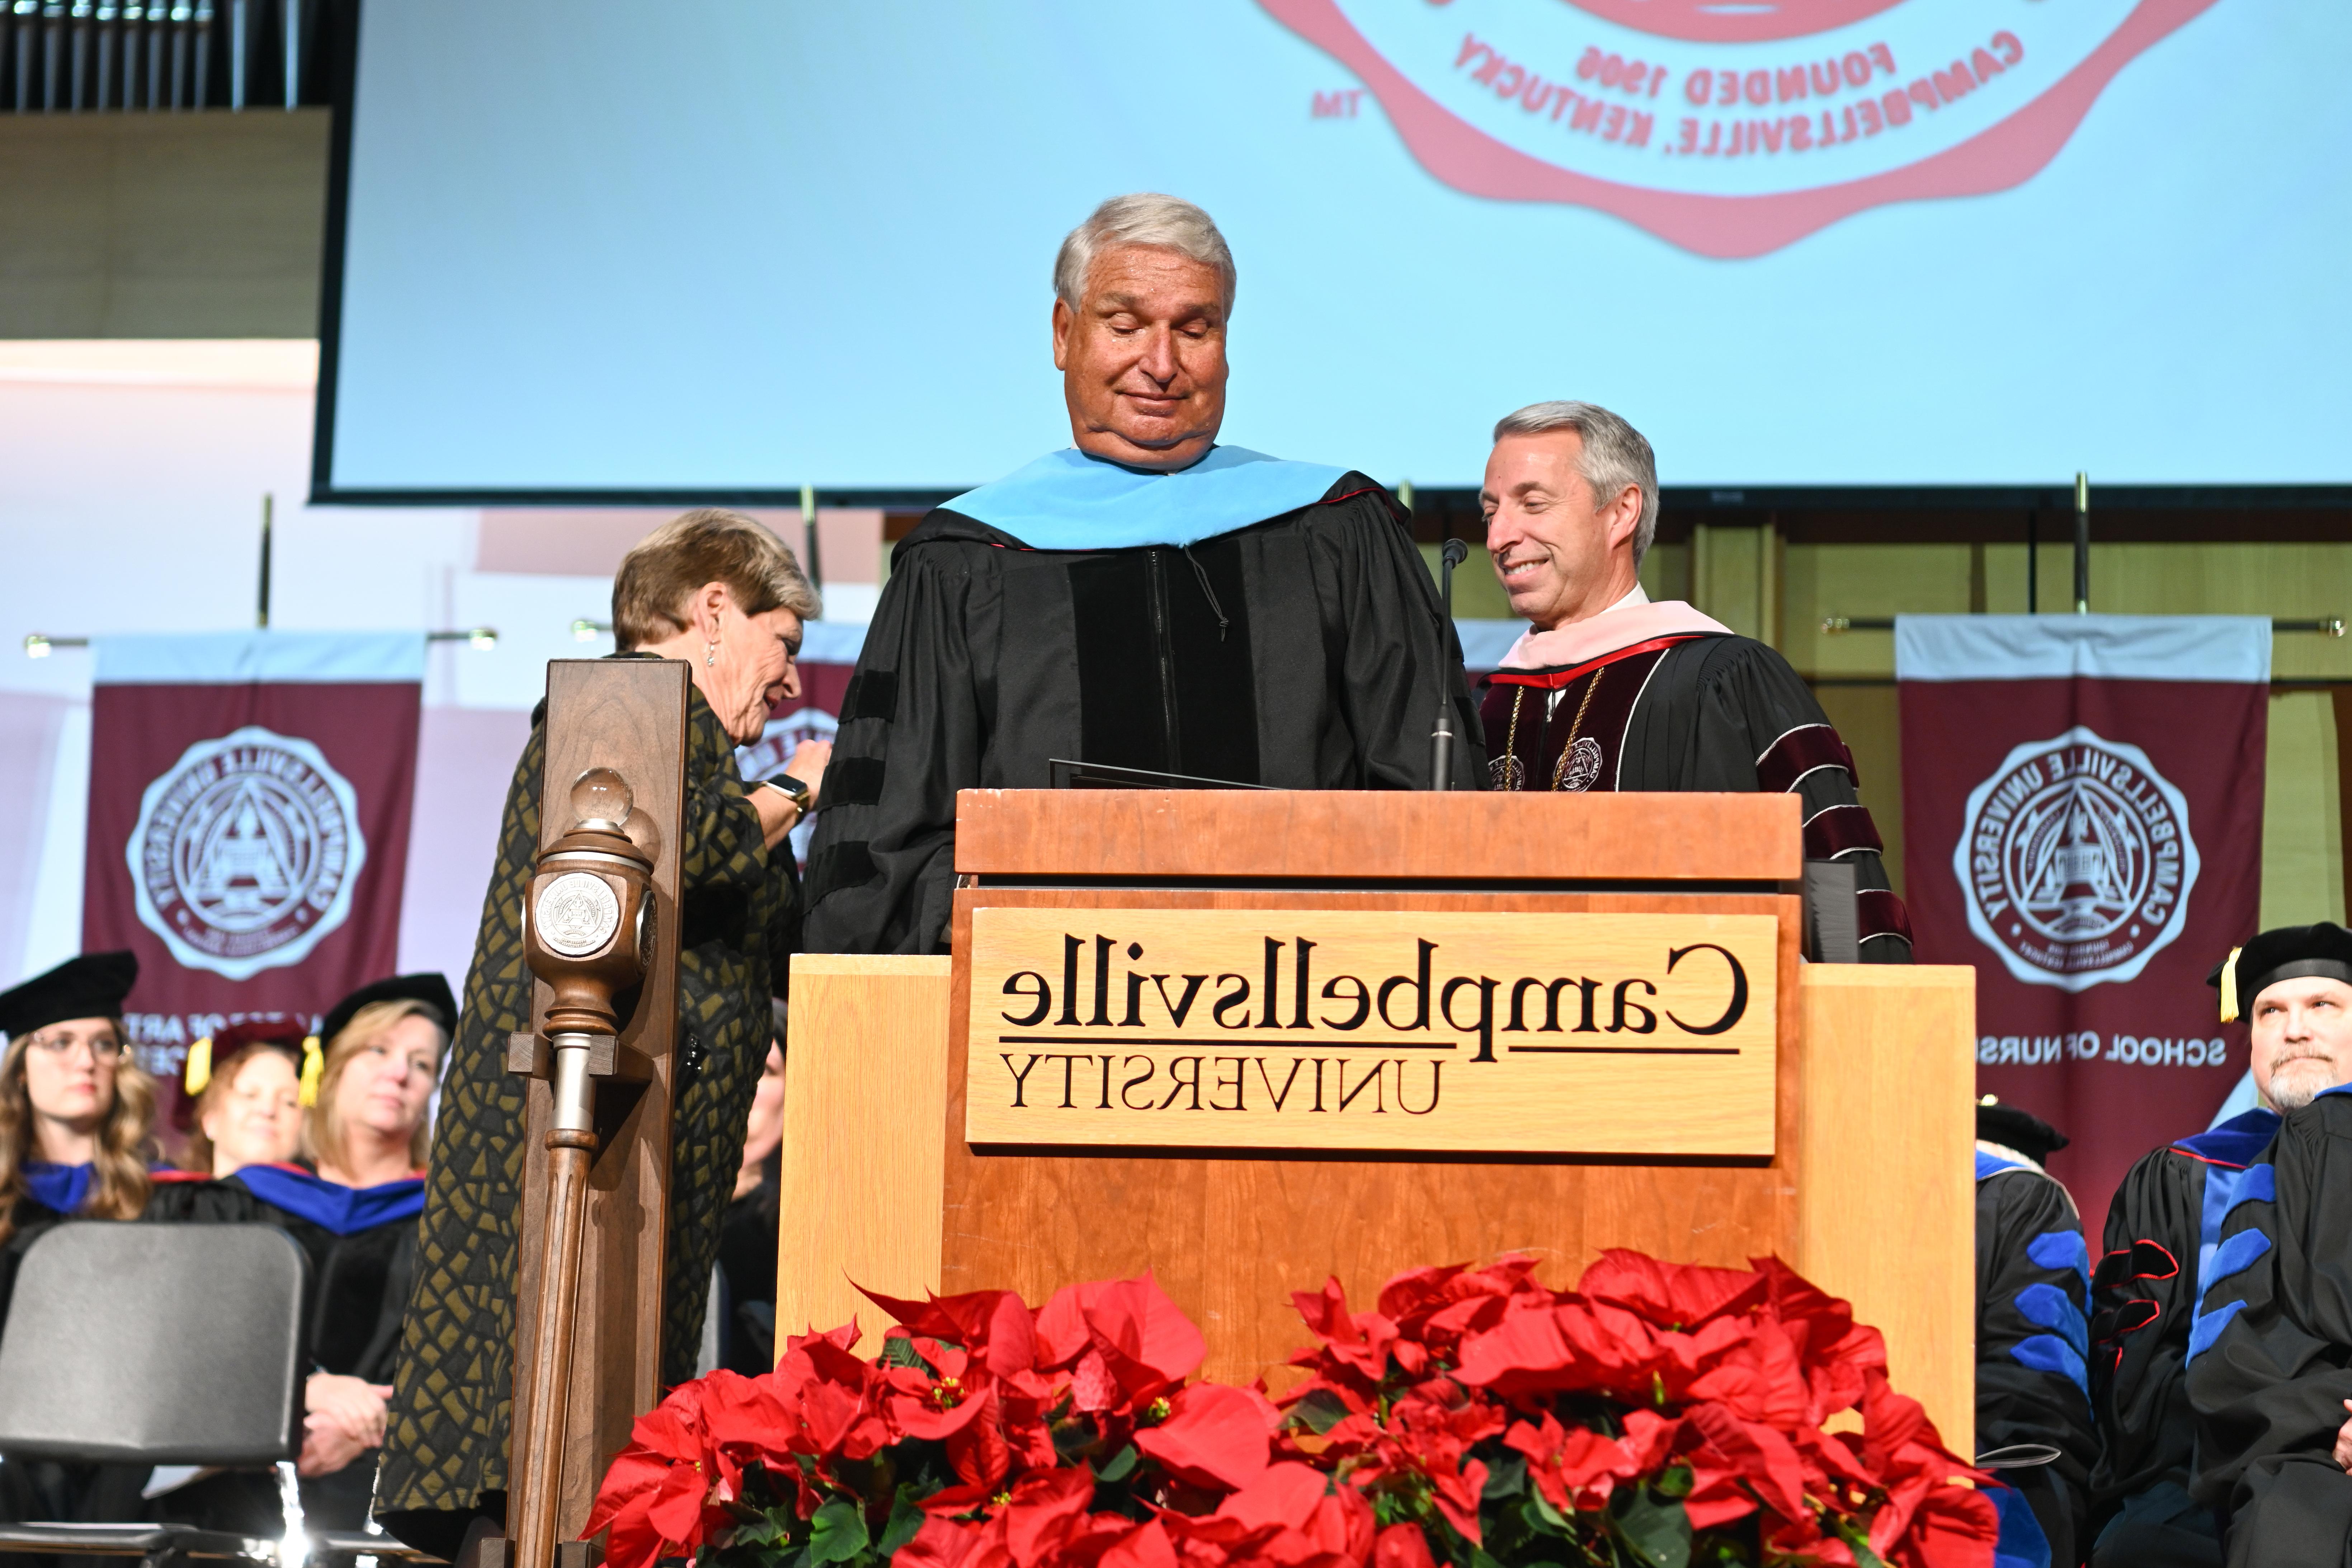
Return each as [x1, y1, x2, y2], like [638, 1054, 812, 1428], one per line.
[1523, 1491, 1569, 1534]
[1610, 1488, 1692, 1568]
[1095, 1444, 1141, 1483]
[878, 1490, 926, 1557]
[807, 1499, 869, 1566]
[1288, 1388, 1351, 1435]
[729, 1508, 794, 1548]
[880, 1336, 934, 1378]
[1825, 1517, 1890, 1568]
[1651, 1463, 1695, 1501]
[1051, 1421, 1097, 1465]
[1482, 1450, 1527, 1500]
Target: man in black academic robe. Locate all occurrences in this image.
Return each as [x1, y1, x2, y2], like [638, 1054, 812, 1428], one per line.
[2182, 925, 2352, 1565]
[1472, 402, 1908, 958]
[2088, 1098, 2281, 1565]
[804, 195, 1479, 954]
[1976, 1100, 2097, 1567]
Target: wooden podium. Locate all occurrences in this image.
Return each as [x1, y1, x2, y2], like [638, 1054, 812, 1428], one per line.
[778, 790, 1977, 1451]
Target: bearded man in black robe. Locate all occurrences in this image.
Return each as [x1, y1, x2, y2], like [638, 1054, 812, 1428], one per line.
[2184, 924, 2352, 1566]
[2083, 931, 2330, 1568]
[1974, 1099, 2096, 1568]
[1473, 403, 1908, 958]
[803, 193, 1480, 954]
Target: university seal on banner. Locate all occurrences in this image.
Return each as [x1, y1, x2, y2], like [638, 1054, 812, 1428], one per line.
[1263, 0, 2217, 256]
[1954, 725, 2197, 992]
[127, 724, 368, 981]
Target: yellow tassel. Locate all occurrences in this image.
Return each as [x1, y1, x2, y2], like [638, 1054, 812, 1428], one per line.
[2220, 947, 2243, 1023]
[184, 1036, 212, 1096]
[298, 1035, 323, 1108]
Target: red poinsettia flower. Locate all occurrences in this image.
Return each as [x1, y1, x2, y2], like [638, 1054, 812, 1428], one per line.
[1373, 1256, 1548, 1368]
[1372, 1522, 1437, 1568]
[1322, 1383, 1498, 1544]
[1095, 1518, 1178, 1568]
[1683, 1402, 1809, 1524]
[1289, 1278, 1400, 1386]
[1885, 1479, 2000, 1568]
[583, 1386, 730, 1568]
[591, 1253, 1997, 1568]
[1036, 1273, 1207, 1413]
[860, 1285, 1041, 1382]
[1578, 1249, 1769, 1329]
[1153, 1461, 1374, 1568]
[1128, 1381, 1277, 1493]
[1503, 1410, 1641, 1512]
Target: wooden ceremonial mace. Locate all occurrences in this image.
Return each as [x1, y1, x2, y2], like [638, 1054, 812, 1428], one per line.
[512, 767, 653, 1568]
[496, 660, 689, 1568]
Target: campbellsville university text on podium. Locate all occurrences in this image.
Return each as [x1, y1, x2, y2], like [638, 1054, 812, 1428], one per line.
[963, 908, 1777, 1155]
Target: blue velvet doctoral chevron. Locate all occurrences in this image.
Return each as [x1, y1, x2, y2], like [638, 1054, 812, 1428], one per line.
[947, 446, 1350, 550]
[236, 1163, 425, 1236]
[2187, 1158, 2278, 1362]
[1976, 1153, 2093, 1395]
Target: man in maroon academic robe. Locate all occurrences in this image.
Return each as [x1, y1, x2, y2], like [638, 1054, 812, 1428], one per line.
[1475, 400, 1909, 958]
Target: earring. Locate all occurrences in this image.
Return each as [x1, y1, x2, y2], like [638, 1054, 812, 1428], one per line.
[706, 642, 718, 667]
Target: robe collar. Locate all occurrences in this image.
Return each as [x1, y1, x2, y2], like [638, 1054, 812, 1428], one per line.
[1974, 1141, 2045, 1180]
[944, 445, 1349, 551]
[21, 1160, 91, 1216]
[2174, 1107, 2281, 1168]
[1501, 592, 1731, 672]
[233, 1163, 426, 1236]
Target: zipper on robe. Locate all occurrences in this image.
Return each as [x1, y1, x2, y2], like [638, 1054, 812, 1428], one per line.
[1146, 548, 1182, 772]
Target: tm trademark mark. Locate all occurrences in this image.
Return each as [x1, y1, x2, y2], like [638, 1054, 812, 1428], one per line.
[1311, 89, 1364, 119]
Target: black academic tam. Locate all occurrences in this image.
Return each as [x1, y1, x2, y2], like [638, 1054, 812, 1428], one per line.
[2210, 922, 2352, 1020]
[0, 950, 137, 1040]
[319, 971, 457, 1047]
[803, 474, 1484, 955]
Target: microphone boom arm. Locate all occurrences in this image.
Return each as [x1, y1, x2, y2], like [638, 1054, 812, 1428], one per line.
[1430, 538, 1471, 791]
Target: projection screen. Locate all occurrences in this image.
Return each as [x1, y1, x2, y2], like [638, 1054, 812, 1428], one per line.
[314, 0, 2352, 498]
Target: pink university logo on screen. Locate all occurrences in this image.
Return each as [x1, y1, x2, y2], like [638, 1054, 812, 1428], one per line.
[1263, 0, 2216, 256]
[1954, 726, 2198, 993]
[127, 725, 368, 981]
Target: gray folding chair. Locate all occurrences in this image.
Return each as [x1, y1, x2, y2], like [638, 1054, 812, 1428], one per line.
[0, 1222, 438, 1568]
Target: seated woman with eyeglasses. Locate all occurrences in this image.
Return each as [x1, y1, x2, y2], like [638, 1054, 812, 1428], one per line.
[0, 950, 211, 1534]
[0, 951, 158, 1323]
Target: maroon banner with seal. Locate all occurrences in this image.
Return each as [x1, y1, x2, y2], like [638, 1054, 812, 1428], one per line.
[1897, 615, 2269, 1228]
[81, 631, 423, 1145]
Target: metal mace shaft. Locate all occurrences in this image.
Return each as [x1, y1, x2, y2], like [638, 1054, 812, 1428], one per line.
[515, 1034, 600, 1568]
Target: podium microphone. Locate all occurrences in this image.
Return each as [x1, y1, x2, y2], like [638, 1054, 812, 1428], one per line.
[1430, 537, 1470, 790]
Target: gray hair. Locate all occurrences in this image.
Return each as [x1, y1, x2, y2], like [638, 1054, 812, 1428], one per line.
[1492, 401, 1660, 562]
[1053, 194, 1237, 316]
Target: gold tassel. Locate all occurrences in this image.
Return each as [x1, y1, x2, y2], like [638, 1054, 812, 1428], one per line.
[184, 1036, 213, 1096]
[2220, 947, 2243, 1023]
[298, 1035, 324, 1107]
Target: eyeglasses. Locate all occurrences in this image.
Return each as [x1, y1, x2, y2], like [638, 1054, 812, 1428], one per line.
[24, 1031, 125, 1062]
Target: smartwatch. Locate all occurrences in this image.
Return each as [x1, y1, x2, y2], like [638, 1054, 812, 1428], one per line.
[757, 773, 813, 816]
